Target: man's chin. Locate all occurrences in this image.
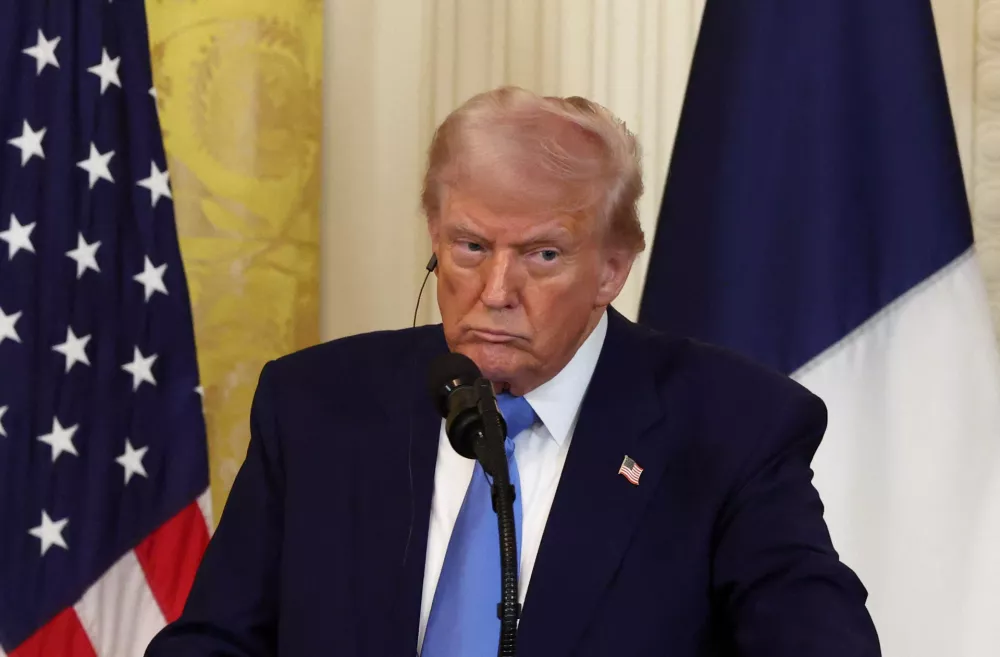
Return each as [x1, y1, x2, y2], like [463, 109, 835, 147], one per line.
[454, 342, 526, 383]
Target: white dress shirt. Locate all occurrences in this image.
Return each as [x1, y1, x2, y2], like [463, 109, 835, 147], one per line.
[416, 310, 608, 652]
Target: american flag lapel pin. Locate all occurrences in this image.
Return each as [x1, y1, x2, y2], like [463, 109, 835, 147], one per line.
[618, 455, 644, 485]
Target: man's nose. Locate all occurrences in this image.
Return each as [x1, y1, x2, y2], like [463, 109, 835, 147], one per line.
[480, 251, 520, 309]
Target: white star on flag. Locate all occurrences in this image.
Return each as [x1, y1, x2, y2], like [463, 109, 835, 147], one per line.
[122, 346, 158, 391]
[22, 29, 60, 75]
[65, 232, 102, 279]
[149, 86, 157, 99]
[0, 305, 23, 346]
[7, 120, 46, 166]
[52, 327, 92, 373]
[28, 510, 69, 556]
[0, 214, 36, 260]
[195, 385, 204, 398]
[133, 256, 168, 301]
[137, 161, 172, 208]
[87, 48, 121, 94]
[0, 405, 8, 437]
[116, 439, 149, 485]
[37, 417, 80, 463]
[77, 143, 115, 189]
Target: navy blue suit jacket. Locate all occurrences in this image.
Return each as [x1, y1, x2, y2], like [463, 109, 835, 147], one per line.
[145, 308, 880, 656]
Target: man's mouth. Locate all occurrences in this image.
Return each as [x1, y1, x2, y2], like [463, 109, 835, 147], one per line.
[467, 329, 521, 344]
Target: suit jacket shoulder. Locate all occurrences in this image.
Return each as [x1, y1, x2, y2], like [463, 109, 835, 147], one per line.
[606, 314, 829, 516]
[265, 324, 446, 395]
[629, 316, 822, 415]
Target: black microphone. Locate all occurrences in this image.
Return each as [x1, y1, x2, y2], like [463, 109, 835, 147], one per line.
[427, 352, 508, 469]
[427, 352, 521, 657]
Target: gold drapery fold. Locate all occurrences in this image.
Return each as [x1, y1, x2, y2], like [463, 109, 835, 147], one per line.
[146, 0, 322, 521]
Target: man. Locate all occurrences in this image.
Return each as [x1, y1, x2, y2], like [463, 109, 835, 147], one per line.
[145, 86, 880, 656]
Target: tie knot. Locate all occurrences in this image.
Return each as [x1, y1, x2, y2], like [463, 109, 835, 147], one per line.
[496, 393, 537, 440]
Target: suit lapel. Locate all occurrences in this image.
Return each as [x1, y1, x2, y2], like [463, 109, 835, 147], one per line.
[516, 309, 676, 657]
[382, 326, 448, 656]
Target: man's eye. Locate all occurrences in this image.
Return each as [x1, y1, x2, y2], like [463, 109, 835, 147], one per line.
[538, 249, 559, 262]
[462, 242, 484, 252]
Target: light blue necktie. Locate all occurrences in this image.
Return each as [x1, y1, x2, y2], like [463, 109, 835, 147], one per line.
[422, 393, 538, 656]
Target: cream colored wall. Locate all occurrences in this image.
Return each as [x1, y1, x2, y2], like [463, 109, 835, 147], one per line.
[321, 0, 999, 345]
[933, 0, 976, 188]
[973, 0, 1000, 337]
[932, 0, 1000, 343]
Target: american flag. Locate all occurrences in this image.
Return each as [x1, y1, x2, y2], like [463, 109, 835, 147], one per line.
[0, 1, 211, 656]
[618, 455, 643, 486]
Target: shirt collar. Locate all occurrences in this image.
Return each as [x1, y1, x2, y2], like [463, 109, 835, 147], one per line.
[523, 310, 608, 446]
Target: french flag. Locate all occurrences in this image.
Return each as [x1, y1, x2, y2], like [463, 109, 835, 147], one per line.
[638, 1, 1000, 656]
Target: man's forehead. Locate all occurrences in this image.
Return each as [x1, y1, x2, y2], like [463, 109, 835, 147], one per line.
[443, 203, 586, 240]
[446, 191, 586, 223]
[443, 181, 594, 217]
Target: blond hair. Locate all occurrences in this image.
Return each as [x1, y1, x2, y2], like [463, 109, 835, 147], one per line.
[421, 86, 645, 254]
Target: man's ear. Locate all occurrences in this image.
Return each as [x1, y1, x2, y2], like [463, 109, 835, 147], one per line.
[428, 186, 451, 249]
[595, 248, 635, 307]
[428, 216, 440, 246]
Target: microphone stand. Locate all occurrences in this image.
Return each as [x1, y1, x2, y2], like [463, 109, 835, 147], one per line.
[473, 379, 520, 657]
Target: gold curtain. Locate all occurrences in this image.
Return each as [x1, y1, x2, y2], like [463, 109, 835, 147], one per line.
[145, 0, 322, 522]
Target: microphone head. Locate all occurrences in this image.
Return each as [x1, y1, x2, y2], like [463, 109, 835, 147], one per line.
[428, 352, 494, 461]
[427, 352, 481, 418]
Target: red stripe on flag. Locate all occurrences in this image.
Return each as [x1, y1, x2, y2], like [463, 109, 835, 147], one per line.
[134, 501, 210, 622]
[9, 608, 97, 657]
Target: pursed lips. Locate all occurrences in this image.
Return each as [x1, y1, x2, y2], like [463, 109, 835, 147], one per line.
[467, 328, 522, 343]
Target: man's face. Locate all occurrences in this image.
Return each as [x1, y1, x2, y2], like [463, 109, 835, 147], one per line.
[430, 190, 631, 394]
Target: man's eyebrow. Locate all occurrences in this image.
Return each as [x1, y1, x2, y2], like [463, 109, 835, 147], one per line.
[444, 222, 490, 242]
[443, 220, 575, 248]
[514, 227, 574, 249]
